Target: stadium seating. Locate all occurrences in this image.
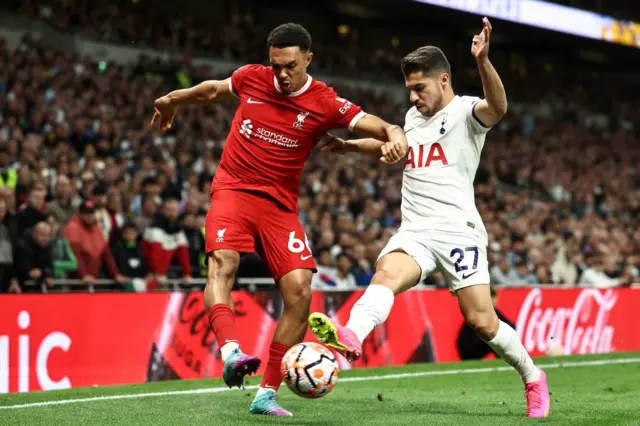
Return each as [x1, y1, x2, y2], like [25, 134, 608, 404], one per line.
[0, 0, 638, 293]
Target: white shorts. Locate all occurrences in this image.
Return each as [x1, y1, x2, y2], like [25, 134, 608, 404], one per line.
[377, 228, 490, 292]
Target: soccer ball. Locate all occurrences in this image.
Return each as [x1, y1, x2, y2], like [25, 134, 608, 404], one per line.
[281, 342, 338, 398]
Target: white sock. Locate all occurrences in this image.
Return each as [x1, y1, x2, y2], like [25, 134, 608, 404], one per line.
[487, 320, 541, 384]
[256, 386, 276, 397]
[346, 284, 394, 343]
[220, 341, 240, 362]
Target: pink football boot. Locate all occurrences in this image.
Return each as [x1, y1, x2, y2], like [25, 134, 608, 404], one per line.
[525, 369, 550, 418]
[308, 312, 362, 362]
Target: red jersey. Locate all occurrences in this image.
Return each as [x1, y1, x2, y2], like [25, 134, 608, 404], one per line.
[210, 64, 365, 211]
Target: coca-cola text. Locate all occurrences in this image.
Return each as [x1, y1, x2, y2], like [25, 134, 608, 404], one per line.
[516, 288, 617, 355]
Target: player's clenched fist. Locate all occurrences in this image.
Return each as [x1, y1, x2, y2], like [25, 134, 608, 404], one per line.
[150, 96, 178, 131]
[380, 138, 408, 164]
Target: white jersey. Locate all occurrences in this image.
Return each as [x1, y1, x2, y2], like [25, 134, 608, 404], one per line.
[400, 95, 490, 239]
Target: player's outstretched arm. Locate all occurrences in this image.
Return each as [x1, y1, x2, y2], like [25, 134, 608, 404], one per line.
[151, 78, 234, 130]
[351, 114, 408, 164]
[320, 133, 385, 155]
[167, 79, 235, 105]
[471, 17, 508, 127]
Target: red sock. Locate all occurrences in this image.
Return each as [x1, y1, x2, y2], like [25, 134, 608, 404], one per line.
[260, 342, 291, 390]
[207, 304, 238, 347]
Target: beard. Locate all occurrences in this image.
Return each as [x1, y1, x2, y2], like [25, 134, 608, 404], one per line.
[415, 92, 443, 118]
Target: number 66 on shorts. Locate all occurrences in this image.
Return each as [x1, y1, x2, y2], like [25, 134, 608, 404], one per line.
[377, 228, 490, 292]
[205, 189, 317, 282]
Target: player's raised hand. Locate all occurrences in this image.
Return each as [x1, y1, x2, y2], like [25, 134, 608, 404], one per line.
[471, 17, 492, 60]
[151, 96, 178, 131]
[380, 138, 408, 164]
[320, 133, 353, 154]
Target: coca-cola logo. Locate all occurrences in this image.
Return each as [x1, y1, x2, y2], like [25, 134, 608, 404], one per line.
[178, 293, 216, 352]
[177, 292, 249, 352]
[516, 288, 617, 355]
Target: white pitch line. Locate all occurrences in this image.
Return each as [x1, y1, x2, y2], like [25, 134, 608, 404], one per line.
[1, 357, 639, 410]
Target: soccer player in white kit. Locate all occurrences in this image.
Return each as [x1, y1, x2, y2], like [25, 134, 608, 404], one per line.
[309, 18, 550, 418]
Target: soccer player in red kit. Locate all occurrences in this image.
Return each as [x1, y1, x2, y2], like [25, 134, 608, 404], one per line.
[151, 23, 408, 416]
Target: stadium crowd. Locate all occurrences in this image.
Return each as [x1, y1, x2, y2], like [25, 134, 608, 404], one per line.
[1, 0, 639, 293]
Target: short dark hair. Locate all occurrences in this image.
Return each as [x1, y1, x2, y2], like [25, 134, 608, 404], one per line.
[401, 46, 451, 77]
[142, 176, 157, 187]
[267, 23, 312, 52]
[162, 196, 179, 205]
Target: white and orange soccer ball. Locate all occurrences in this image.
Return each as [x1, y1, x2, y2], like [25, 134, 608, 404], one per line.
[281, 342, 339, 398]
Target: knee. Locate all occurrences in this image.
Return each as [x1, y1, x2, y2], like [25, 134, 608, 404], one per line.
[282, 281, 312, 316]
[371, 267, 403, 295]
[370, 252, 421, 294]
[371, 263, 400, 290]
[207, 250, 240, 284]
[465, 311, 499, 341]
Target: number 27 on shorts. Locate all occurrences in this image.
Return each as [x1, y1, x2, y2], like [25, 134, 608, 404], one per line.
[449, 246, 479, 280]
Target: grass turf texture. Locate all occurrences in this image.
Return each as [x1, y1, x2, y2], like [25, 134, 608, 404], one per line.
[2, 352, 639, 425]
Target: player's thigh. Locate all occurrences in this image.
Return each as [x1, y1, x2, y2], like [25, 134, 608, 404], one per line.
[374, 230, 437, 294]
[430, 231, 491, 293]
[205, 190, 256, 254]
[256, 205, 316, 283]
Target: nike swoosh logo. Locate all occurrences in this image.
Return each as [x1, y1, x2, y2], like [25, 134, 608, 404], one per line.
[247, 98, 264, 104]
[462, 271, 478, 280]
[301, 255, 313, 261]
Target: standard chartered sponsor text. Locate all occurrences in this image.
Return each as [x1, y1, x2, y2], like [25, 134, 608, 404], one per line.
[255, 127, 299, 148]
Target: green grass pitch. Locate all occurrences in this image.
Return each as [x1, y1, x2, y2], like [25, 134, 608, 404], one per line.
[2, 352, 639, 425]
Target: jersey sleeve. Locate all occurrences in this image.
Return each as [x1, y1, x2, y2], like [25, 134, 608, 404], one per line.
[322, 91, 366, 131]
[229, 64, 263, 97]
[461, 96, 492, 135]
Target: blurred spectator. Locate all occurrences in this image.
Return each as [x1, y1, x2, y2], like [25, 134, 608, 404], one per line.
[490, 256, 512, 285]
[62, 200, 128, 286]
[16, 185, 47, 238]
[142, 197, 192, 289]
[112, 221, 148, 289]
[0, 199, 19, 293]
[0, 146, 18, 190]
[106, 189, 127, 236]
[578, 255, 622, 287]
[349, 243, 373, 286]
[551, 244, 579, 285]
[159, 159, 182, 200]
[46, 175, 81, 227]
[535, 265, 552, 285]
[312, 252, 357, 290]
[14, 221, 54, 292]
[182, 212, 206, 278]
[90, 182, 115, 243]
[335, 254, 357, 290]
[48, 213, 78, 280]
[134, 195, 159, 235]
[507, 260, 540, 286]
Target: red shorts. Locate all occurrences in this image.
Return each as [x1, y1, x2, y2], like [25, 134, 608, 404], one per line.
[205, 189, 316, 281]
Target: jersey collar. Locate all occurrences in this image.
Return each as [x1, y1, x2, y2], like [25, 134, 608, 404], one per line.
[273, 75, 313, 97]
[418, 95, 459, 123]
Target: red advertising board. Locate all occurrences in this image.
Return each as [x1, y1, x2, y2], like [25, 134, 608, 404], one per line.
[0, 287, 637, 393]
